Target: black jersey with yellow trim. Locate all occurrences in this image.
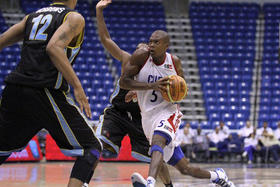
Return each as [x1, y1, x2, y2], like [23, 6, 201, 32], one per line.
[110, 79, 141, 117]
[5, 3, 84, 92]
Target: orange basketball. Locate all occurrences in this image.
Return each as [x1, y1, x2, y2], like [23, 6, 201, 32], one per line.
[160, 75, 188, 102]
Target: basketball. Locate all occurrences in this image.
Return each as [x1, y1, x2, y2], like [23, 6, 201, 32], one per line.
[160, 75, 188, 102]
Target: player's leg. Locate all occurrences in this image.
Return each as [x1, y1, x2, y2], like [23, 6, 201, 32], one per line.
[158, 163, 173, 187]
[96, 106, 127, 158]
[0, 85, 42, 165]
[129, 116, 173, 187]
[43, 89, 102, 187]
[147, 133, 167, 187]
[170, 146, 235, 187]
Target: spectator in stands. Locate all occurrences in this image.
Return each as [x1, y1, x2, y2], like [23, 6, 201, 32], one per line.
[207, 126, 223, 147]
[221, 134, 243, 159]
[177, 126, 194, 159]
[219, 121, 229, 141]
[257, 121, 273, 137]
[274, 121, 280, 141]
[242, 129, 260, 164]
[259, 128, 280, 163]
[178, 122, 196, 136]
[193, 127, 209, 160]
[238, 121, 254, 139]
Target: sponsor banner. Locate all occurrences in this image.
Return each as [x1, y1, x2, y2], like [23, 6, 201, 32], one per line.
[7, 136, 43, 162]
[45, 134, 137, 161]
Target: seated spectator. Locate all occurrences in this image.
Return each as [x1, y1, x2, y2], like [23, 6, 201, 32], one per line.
[242, 129, 260, 164]
[226, 134, 243, 153]
[176, 126, 194, 159]
[193, 127, 209, 160]
[219, 121, 229, 141]
[274, 121, 280, 140]
[259, 128, 280, 163]
[207, 126, 224, 148]
[238, 121, 254, 139]
[257, 121, 273, 137]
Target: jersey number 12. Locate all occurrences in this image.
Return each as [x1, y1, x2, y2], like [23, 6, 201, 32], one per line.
[29, 14, 53, 41]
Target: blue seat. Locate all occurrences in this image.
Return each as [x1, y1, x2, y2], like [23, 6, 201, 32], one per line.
[223, 113, 233, 121]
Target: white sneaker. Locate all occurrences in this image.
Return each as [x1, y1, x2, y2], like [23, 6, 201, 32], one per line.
[131, 172, 147, 187]
[248, 160, 252, 164]
[212, 168, 235, 187]
[82, 183, 89, 187]
[242, 151, 247, 158]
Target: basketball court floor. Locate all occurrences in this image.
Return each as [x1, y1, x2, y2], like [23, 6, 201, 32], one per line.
[1, 162, 280, 187]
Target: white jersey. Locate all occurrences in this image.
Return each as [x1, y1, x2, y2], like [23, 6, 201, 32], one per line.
[136, 52, 178, 115]
[136, 52, 183, 162]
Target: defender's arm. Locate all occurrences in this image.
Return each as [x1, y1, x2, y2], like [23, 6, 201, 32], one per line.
[0, 15, 28, 51]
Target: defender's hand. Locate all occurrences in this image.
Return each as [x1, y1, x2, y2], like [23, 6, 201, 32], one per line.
[74, 86, 92, 118]
[125, 90, 137, 102]
[96, 0, 112, 10]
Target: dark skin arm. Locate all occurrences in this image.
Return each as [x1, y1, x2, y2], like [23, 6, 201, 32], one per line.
[46, 12, 91, 118]
[0, 15, 27, 51]
[96, 0, 131, 68]
[119, 49, 169, 91]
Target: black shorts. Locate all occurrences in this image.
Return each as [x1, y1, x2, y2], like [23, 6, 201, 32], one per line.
[0, 84, 102, 157]
[96, 106, 150, 162]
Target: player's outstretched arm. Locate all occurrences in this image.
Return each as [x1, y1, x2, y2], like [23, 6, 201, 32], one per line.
[46, 12, 91, 118]
[119, 49, 169, 92]
[96, 0, 130, 63]
[0, 16, 27, 51]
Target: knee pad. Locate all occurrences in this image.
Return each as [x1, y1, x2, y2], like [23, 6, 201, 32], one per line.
[70, 148, 100, 182]
[150, 145, 164, 155]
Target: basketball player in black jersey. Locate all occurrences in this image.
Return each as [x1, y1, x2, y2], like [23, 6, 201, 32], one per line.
[0, 0, 102, 186]
[95, 1, 173, 187]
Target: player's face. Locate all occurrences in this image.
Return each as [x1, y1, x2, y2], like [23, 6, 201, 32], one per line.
[148, 35, 167, 57]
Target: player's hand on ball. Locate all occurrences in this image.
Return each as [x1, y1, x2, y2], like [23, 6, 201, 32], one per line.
[152, 77, 169, 92]
[125, 90, 137, 103]
[74, 86, 92, 119]
[96, 0, 112, 10]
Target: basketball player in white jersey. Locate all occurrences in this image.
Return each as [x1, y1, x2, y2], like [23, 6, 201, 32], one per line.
[94, 1, 174, 187]
[120, 30, 235, 187]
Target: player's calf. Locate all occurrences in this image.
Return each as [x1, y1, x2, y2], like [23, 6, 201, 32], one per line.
[70, 148, 100, 183]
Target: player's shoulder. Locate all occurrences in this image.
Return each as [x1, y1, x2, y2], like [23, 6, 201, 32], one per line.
[170, 53, 180, 62]
[66, 12, 85, 23]
[133, 47, 149, 58]
[130, 48, 150, 65]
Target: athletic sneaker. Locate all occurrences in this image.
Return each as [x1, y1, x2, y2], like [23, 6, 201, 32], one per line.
[212, 168, 235, 187]
[82, 183, 89, 187]
[131, 172, 147, 187]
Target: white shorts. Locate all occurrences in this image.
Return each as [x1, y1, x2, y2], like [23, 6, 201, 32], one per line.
[141, 106, 183, 162]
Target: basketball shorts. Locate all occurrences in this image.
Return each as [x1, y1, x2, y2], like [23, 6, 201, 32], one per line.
[0, 84, 102, 157]
[96, 106, 150, 162]
[142, 106, 183, 162]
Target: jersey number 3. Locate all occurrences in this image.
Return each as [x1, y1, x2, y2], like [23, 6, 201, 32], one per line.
[29, 14, 53, 41]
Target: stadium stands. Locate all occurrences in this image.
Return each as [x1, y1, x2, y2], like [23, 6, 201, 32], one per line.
[190, 2, 260, 129]
[259, 3, 280, 128]
[0, 10, 20, 95]
[100, 1, 166, 75]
